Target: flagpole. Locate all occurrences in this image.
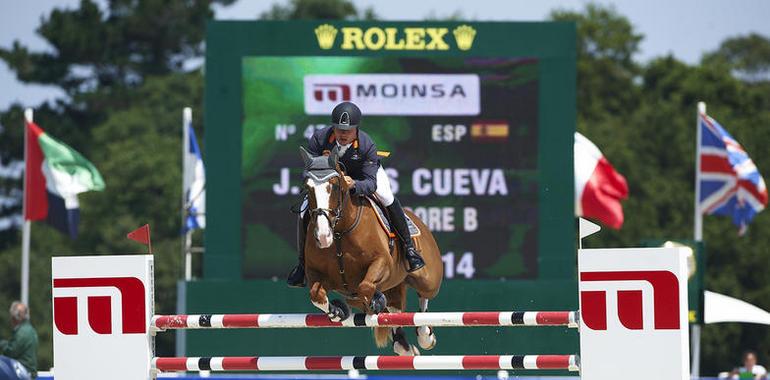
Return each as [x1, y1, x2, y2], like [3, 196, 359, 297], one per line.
[178, 108, 193, 358]
[182, 107, 193, 281]
[694, 102, 705, 242]
[691, 101, 706, 378]
[21, 108, 33, 306]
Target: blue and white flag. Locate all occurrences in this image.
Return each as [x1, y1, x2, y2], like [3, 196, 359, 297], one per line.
[699, 112, 767, 233]
[183, 108, 205, 231]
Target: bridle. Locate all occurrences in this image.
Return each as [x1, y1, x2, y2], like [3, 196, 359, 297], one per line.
[306, 168, 365, 294]
[307, 174, 346, 233]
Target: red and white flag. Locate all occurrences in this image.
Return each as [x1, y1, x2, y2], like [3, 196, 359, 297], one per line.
[574, 132, 629, 229]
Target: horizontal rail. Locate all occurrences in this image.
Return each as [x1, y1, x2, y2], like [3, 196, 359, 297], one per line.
[152, 355, 580, 372]
[151, 311, 578, 331]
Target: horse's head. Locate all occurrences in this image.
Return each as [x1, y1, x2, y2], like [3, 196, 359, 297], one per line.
[300, 146, 351, 249]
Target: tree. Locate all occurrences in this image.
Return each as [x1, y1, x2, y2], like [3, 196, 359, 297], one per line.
[703, 33, 770, 82]
[259, 0, 376, 20]
[0, 0, 235, 93]
[550, 4, 643, 123]
[0, 0, 229, 368]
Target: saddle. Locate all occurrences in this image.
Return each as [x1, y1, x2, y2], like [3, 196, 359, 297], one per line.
[365, 196, 421, 239]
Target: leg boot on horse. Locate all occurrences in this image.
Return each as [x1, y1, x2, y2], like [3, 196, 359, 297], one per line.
[287, 214, 310, 287]
[387, 198, 425, 272]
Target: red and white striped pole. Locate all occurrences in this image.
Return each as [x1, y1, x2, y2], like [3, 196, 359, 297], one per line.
[152, 311, 578, 330]
[152, 354, 579, 372]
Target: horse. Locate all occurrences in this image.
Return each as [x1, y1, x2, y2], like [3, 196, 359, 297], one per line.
[298, 146, 443, 355]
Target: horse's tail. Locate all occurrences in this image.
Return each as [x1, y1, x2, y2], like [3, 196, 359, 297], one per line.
[373, 326, 390, 348]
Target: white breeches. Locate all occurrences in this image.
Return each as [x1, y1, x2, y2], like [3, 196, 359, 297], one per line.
[374, 166, 395, 207]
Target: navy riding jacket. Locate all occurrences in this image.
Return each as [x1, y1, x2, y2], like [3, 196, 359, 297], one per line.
[306, 126, 379, 196]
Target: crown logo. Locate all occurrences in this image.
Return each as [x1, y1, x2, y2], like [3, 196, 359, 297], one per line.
[314, 24, 338, 50]
[453, 25, 476, 51]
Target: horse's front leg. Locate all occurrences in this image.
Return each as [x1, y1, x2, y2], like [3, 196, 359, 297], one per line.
[358, 257, 389, 313]
[309, 281, 350, 322]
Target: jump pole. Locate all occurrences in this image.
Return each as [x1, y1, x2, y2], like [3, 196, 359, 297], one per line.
[152, 354, 579, 372]
[152, 311, 578, 330]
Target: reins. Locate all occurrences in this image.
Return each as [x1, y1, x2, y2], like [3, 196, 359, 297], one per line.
[306, 171, 364, 294]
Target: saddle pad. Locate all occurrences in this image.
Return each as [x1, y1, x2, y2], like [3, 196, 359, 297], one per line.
[366, 197, 421, 238]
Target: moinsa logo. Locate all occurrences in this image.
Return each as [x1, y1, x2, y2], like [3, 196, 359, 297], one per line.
[313, 84, 351, 102]
[579, 270, 680, 331]
[304, 74, 480, 116]
[53, 277, 146, 335]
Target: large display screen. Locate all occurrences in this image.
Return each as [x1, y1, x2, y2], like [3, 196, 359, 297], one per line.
[241, 56, 539, 280]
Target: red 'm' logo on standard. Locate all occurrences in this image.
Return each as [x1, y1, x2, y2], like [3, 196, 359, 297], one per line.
[53, 277, 146, 335]
[579, 270, 679, 331]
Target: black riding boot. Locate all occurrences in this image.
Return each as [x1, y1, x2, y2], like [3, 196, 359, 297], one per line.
[287, 214, 310, 287]
[387, 198, 425, 272]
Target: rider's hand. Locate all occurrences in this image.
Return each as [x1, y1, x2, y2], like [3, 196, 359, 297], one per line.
[343, 176, 355, 188]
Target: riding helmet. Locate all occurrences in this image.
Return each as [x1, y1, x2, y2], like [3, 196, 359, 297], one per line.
[331, 102, 361, 131]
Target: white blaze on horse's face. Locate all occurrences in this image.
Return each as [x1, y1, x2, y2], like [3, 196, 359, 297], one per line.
[307, 177, 334, 248]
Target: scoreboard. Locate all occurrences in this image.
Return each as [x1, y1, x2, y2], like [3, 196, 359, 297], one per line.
[197, 20, 575, 360]
[241, 56, 541, 279]
[204, 21, 574, 286]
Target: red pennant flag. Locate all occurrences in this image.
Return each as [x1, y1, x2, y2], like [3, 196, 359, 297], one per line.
[127, 224, 152, 253]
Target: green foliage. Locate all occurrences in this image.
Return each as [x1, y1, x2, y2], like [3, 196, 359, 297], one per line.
[551, 4, 642, 121]
[0, 0, 234, 91]
[259, 0, 375, 20]
[704, 33, 770, 82]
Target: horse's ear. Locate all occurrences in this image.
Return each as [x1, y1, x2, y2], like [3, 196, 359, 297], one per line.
[329, 146, 339, 168]
[299, 146, 313, 167]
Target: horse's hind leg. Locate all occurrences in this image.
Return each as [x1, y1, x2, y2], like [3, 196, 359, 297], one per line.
[391, 327, 419, 356]
[416, 297, 436, 350]
[383, 285, 419, 356]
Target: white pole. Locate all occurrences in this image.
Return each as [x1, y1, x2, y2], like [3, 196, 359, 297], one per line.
[691, 101, 706, 378]
[185, 232, 192, 281]
[21, 108, 33, 306]
[694, 102, 705, 242]
[178, 107, 193, 358]
[691, 323, 701, 378]
[182, 107, 193, 281]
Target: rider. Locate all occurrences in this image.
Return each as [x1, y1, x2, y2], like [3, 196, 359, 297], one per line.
[287, 101, 426, 287]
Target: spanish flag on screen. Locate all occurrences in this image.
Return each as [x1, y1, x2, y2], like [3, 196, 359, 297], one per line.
[24, 121, 104, 238]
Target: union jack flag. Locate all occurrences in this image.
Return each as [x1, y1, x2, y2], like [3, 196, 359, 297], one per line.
[699, 112, 768, 233]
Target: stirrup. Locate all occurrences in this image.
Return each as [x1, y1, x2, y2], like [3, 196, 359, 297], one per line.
[405, 247, 425, 273]
[286, 264, 307, 288]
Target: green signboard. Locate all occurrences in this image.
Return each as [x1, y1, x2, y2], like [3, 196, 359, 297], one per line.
[196, 21, 577, 366]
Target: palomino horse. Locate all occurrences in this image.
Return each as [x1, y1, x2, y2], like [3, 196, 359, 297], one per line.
[299, 146, 443, 355]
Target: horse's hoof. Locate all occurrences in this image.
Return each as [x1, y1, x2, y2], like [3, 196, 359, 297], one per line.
[328, 299, 350, 322]
[416, 326, 436, 350]
[393, 341, 420, 356]
[370, 291, 387, 314]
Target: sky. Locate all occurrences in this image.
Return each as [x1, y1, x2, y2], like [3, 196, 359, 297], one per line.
[1, 0, 769, 109]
